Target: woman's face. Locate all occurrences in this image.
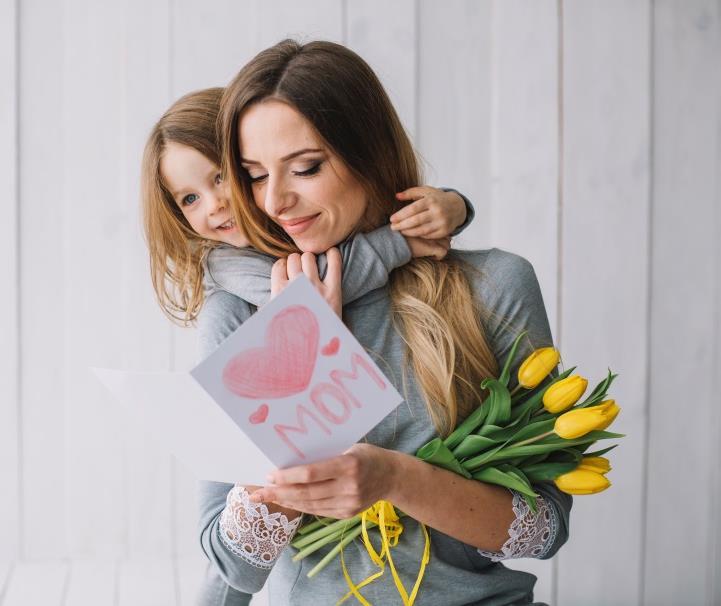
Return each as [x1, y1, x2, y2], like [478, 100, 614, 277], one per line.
[161, 142, 249, 247]
[239, 99, 368, 253]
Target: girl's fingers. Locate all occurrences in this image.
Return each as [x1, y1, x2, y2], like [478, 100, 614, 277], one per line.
[390, 199, 429, 226]
[391, 209, 431, 233]
[270, 258, 289, 299]
[394, 186, 432, 202]
[286, 253, 303, 279]
[300, 252, 319, 283]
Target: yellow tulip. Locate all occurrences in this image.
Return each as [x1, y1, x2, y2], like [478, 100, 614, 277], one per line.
[595, 400, 620, 431]
[554, 400, 621, 439]
[555, 469, 611, 495]
[542, 375, 588, 413]
[577, 456, 611, 475]
[517, 347, 560, 389]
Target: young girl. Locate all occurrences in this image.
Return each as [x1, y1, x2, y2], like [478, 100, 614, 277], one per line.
[140, 87, 474, 325]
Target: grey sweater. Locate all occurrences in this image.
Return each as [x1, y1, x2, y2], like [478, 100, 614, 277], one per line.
[194, 238, 571, 606]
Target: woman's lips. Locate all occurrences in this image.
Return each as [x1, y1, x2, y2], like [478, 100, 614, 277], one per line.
[279, 214, 320, 235]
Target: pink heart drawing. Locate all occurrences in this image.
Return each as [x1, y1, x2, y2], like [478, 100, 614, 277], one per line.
[321, 337, 340, 356]
[249, 404, 269, 425]
[223, 305, 319, 399]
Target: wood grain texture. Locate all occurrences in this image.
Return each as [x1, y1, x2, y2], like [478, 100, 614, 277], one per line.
[488, 2, 559, 603]
[64, 560, 115, 606]
[2, 562, 68, 606]
[644, 1, 720, 604]
[557, 2, 651, 605]
[417, 0, 492, 250]
[19, 0, 68, 559]
[0, 0, 19, 562]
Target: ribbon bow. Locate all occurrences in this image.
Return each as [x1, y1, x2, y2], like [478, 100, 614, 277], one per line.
[337, 500, 430, 606]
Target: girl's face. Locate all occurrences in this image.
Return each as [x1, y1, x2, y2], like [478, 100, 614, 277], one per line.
[239, 100, 368, 254]
[160, 142, 249, 247]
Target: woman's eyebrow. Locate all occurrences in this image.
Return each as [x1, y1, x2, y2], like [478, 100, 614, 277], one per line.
[241, 147, 324, 165]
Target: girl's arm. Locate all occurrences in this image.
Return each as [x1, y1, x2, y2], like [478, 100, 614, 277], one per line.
[204, 187, 474, 307]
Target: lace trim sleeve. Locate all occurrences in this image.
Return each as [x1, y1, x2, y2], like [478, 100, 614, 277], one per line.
[218, 485, 302, 570]
[477, 490, 558, 562]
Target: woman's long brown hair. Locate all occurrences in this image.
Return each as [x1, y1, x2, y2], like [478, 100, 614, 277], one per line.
[219, 40, 498, 436]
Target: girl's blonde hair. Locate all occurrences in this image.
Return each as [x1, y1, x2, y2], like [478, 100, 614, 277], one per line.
[220, 40, 499, 436]
[141, 87, 224, 324]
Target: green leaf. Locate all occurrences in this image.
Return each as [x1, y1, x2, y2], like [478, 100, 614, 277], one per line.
[505, 418, 556, 445]
[499, 331, 527, 386]
[472, 466, 539, 500]
[576, 369, 618, 408]
[481, 378, 512, 427]
[416, 437, 472, 478]
[444, 398, 489, 450]
[522, 461, 579, 482]
[452, 434, 499, 459]
[582, 444, 619, 459]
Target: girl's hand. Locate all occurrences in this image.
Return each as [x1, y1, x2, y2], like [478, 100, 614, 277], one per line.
[390, 186, 466, 239]
[271, 248, 342, 317]
[249, 444, 399, 519]
[406, 236, 451, 260]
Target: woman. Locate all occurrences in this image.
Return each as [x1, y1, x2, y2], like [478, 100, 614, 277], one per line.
[197, 40, 571, 606]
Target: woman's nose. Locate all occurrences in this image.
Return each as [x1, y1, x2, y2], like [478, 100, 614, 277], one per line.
[263, 176, 295, 218]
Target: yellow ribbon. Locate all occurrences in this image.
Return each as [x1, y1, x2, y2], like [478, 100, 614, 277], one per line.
[337, 500, 431, 606]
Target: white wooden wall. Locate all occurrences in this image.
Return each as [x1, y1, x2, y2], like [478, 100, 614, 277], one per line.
[1, 1, 719, 605]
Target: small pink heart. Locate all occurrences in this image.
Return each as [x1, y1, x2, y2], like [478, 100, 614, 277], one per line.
[321, 337, 340, 356]
[249, 404, 269, 425]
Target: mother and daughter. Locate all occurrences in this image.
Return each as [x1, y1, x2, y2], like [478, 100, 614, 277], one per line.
[141, 39, 571, 606]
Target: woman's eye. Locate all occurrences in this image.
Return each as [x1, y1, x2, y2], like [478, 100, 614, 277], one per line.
[182, 193, 199, 206]
[294, 161, 322, 177]
[248, 173, 267, 184]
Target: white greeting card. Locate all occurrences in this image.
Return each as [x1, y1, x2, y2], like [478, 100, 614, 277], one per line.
[94, 275, 403, 484]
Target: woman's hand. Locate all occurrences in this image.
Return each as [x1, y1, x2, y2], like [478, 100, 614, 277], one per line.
[249, 444, 399, 519]
[390, 186, 466, 239]
[271, 248, 342, 317]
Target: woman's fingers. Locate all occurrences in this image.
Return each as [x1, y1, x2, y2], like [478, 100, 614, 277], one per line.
[300, 252, 319, 283]
[286, 253, 303, 280]
[394, 185, 432, 202]
[323, 248, 342, 317]
[390, 199, 429, 229]
[270, 258, 289, 299]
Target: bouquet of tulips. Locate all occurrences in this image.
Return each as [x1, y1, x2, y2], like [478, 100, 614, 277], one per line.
[291, 332, 624, 587]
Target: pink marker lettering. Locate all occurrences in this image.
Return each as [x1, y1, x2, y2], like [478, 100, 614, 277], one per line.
[310, 383, 352, 425]
[274, 404, 330, 459]
[330, 352, 387, 408]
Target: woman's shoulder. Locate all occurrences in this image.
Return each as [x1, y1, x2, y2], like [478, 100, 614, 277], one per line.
[452, 247, 539, 302]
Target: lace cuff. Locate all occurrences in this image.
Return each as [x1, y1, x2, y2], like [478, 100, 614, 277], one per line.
[218, 485, 302, 569]
[477, 490, 558, 561]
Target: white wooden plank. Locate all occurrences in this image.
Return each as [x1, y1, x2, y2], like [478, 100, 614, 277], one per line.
[19, 0, 68, 559]
[417, 0, 492, 251]
[64, 560, 115, 606]
[347, 0, 417, 141]
[117, 559, 176, 606]
[60, 0, 128, 560]
[487, 0, 559, 339]
[121, 0, 176, 561]
[3, 562, 68, 606]
[0, 562, 13, 601]
[557, 2, 651, 605]
[645, 2, 720, 604]
[172, 0, 262, 94]
[0, 0, 19, 562]
[714, 75, 721, 606]
[255, 0, 343, 49]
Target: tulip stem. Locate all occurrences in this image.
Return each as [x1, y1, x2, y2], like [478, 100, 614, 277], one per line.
[512, 430, 555, 448]
[510, 385, 524, 397]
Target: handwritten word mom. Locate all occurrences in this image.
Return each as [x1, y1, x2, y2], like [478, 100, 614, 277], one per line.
[274, 352, 386, 458]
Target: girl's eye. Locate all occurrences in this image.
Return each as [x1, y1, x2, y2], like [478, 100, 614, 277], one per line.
[182, 193, 199, 206]
[293, 161, 322, 177]
[214, 173, 223, 185]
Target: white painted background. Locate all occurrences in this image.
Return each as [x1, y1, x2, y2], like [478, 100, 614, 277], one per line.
[1, 1, 719, 605]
